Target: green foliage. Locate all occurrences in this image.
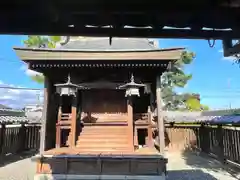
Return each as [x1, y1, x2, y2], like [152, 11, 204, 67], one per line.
[23, 36, 61, 48]
[23, 36, 62, 84]
[161, 51, 195, 110]
[201, 104, 210, 111]
[161, 51, 194, 88]
[185, 97, 210, 111]
[30, 74, 45, 84]
[161, 51, 210, 111]
[23, 36, 49, 48]
[185, 97, 201, 111]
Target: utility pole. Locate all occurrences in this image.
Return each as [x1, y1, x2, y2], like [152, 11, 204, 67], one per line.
[36, 91, 41, 107]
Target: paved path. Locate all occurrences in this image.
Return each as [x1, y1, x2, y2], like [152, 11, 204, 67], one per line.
[0, 152, 238, 180]
[166, 152, 239, 180]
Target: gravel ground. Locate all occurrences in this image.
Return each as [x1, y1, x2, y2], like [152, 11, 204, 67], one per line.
[0, 152, 238, 180]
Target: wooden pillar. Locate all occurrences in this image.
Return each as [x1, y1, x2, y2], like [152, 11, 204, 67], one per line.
[147, 85, 154, 147]
[150, 88, 155, 115]
[55, 104, 61, 148]
[127, 97, 134, 151]
[147, 112, 154, 147]
[156, 75, 165, 155]
[39, 77, 50, 154]
[70, 96, 77, 147]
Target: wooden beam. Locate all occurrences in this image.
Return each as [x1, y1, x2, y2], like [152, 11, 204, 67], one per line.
[71, 96, 77, 147]
[2, 24, 240, 39]
[127, 97, 134, 152]
[156, 75, 165, 155]
[55, 106, 61, 148]
[147, 112, 153, 147]
[148, 87, 154, 147]
[39, 77, 49, 154]
[223, 38, 240, 57]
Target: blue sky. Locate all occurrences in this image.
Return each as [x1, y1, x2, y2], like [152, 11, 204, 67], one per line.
[0, 35, 43, 108]
[159, 39, 240, 109]
[0, 35, 239, 109]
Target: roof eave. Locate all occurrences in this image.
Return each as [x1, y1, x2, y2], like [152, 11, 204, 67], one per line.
[14, 47, 185, 62]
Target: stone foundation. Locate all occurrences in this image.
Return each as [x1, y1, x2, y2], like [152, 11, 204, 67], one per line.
[34, 174, 166, 180]
[32, 154, 167, 180]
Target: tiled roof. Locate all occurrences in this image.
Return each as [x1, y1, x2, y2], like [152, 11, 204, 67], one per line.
[0, 108, 25, 117]
[60, 38, 157, 51]
[209, 115, 240, 123]
[0, 108, 24, 112]
[0, 108, 36, 124]
[0, 115, 28, 123]
[163, 111, 240, 124]
[0, 104, 11, 109]
[163, 111, 202, 122]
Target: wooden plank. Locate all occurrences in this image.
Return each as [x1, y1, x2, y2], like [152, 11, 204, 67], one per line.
[71, 97, 77, 147]
[78, 138, 128, 143]
[9, 25, 240, 39]
[127, 98, 134, 152]
[147, 112, 153, 147]
[156, 75, 165, 155]
[56, 107, 62, 148]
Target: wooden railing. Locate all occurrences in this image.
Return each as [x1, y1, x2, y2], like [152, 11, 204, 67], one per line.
[0, 123, 41, 157]
[165, 123, 240, 166]
[0, 120, 240, 168]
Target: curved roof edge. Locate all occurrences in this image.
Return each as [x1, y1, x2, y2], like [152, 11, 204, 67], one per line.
[13, 47, 185, 53]
[14, 47, 184, 61]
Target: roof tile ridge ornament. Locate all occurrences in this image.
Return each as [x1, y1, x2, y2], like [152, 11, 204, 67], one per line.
[67, 73, 71, 84]
[119, 73, 146, 88]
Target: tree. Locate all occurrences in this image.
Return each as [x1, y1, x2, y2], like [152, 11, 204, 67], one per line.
[30, 74, 45, 84]
[23, 36, 65, 84]
[161, 51, 195, 110]
[23, 36, 62, 48]
[185, 96, 210, 111]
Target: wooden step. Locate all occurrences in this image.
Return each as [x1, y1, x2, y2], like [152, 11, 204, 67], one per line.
[77, 138, 128, 144]
[82, 127, 128, 131]
[76, 148, 130, 153]
[76, 143, 129, 148]
[82, 129, 128, 133]
[80, 132, 127, 135]
[76, 147, 129, 151]
[83, 125, 127, 128]
[79, 132, 127, 137]
[78, 135, 127, 139]
[83, 127, 128, 131]
[89, 119, 127, 122]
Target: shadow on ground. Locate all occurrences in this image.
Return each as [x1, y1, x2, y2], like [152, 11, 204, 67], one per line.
[181, 149, 240, 178]
[0, 150, 37, 168]
[167, 169, 217, 180]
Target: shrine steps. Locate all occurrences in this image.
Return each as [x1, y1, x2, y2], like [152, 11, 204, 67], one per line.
[76, 125, 130, 152]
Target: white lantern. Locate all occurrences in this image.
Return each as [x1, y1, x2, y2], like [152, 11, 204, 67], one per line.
[119, 74, 145, 97]
[54, 74, 83, 96]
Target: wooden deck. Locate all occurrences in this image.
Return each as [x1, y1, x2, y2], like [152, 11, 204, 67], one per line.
[43, 147, 160, 156]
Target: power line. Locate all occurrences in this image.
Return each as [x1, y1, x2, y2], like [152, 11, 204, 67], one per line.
[0, 86, 42, 90]
[0, 86, 240, 98]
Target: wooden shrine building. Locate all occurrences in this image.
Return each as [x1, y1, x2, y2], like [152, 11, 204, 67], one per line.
[14, 38, 184, 180]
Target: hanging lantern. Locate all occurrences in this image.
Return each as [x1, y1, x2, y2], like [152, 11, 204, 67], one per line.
[54, 74, 83, 96]
[119, 74, 145, 97]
